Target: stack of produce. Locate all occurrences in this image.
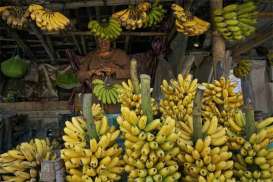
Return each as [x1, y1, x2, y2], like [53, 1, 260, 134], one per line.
[201, 77, 244, 132]
[112, 2, 150, 30]
[213, 1, 257, 41]
[118, 79, 158, 115]
[233, 60, 252, 78]
[27, 4, 70, 31]
[144, 2, 166, 28]
[172, 4, 210, 36]
[160, 74, 197, 125]
[0, 6, 28, 29]
[88, 18, 122, 40]
[92, 79, 121, 105]
[160, 74, 234, 181]
[61, 103, 124, 181]
[0, 138, 55, 182]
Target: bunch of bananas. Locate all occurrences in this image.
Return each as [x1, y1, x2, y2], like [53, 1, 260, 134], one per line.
[172, 4, 210, 36]
[0, 138, 55, 182]
[112, 2, 150, 30]
[160, 74, 197, 124]
[92, 79, 121, 105]
[88, 18, 122, 40]
[233, 60, 252, 78]
[144, 3, 165, 28]
[117, 107, 181, 181]
[28, 4, 70, 32]
[202, 77, 244, 129]
[233, 129, 273, 181]
[61, 105, 124, 181]
[118, 79, 158, 115]
[213, 1, 257, 41]
[0, 6, 28, 29]
[178, 136, 235, 181]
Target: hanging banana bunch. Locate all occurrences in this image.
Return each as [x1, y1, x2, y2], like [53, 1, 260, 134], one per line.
[61, 103, 124, 181]
[112, 2, 150, 30]
[201, 77, 244, 131]
[27, 4, 70, 32]
[92, 79, 121, 105]
[172, 4, 210, 36]
[233, 60, 252, 78]
[118, 74, 181, 181]
[144, 2, 166, 28]
[0, 6, 29, 29]
[0, 138, 56, 182]
[88, 17, 122, 40]
[213, 1, 257, 41]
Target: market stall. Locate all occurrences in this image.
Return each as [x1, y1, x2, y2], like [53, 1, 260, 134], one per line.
[0, 0, 273, 181]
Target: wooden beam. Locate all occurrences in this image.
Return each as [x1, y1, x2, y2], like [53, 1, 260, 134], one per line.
[258, 12, 273, 18]
[231, 24, 273, 59]
[124, 35, 130, 52]
[29, 23, 55, 63]
[32, 31, 167, 37]
[45, 0, 174, 9]
[45, 35, 56, 59]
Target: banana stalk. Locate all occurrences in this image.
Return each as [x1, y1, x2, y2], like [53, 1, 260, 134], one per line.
[140, 74, 153, 124]
[245, 104, 256, 140]
[130, 59, 140, 94]
[83, 94, 99, 141]
[192, 89, 203, 143]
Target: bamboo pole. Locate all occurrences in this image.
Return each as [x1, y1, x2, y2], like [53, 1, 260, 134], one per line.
[82, 93, 99, 141]
[140, 74, 153, 124]
[130, 59, 140, 94]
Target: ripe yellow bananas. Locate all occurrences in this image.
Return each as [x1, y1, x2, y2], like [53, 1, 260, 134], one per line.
[118, 107, 181, 181]
[28, 4, 70, 32]
[0, 138, 55, 181]
[0, 6, 28, 29]
[172, 4, 210, 36]
[118, 79, 158, 116]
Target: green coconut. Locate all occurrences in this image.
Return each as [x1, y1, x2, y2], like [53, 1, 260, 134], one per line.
[55, 71, 81, 89]
[1, 55, 28, 78]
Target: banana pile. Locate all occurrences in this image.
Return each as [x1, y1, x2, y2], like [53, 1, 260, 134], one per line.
[233, 60, 252, 78]
[0, 138, 55, 182]
[61, 105, 124, 181]
[233, 130, 273, 181]
[88, 18, 122, 40]
[213, 1, 257, 41]
[28, 4, 70, 32]
[118, 79, 158, 115]
[144, 3, 165, 28]
[112, 2, 150, 30]
[178, 136, 235, 181]
[92, 79, 121, 105]
[118, 107, 181, 181]
[160, 74, 197, 124]
[172, 4, 210, 36]
[202, 77, 244, 129]
[0, 6, 28, 29]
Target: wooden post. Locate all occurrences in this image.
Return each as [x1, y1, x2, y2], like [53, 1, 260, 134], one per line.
[140, 74, 153, 124]
[210, 0, 226, 79]
[130, 59, 140, 94]
[245, 104, 256, 140]
[192, 89, 203, 143]
[82, 94, 99, 141]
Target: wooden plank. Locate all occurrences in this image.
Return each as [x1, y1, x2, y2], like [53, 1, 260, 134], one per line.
[34, 31, 167, 37]
[258, 12, 273, 18]
[29, 23, 55, 62]
[231, 24, 273, 59]
[81, 36, 87, 54]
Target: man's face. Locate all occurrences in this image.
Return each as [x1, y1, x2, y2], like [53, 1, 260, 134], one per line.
[97, 38, 111, 52]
